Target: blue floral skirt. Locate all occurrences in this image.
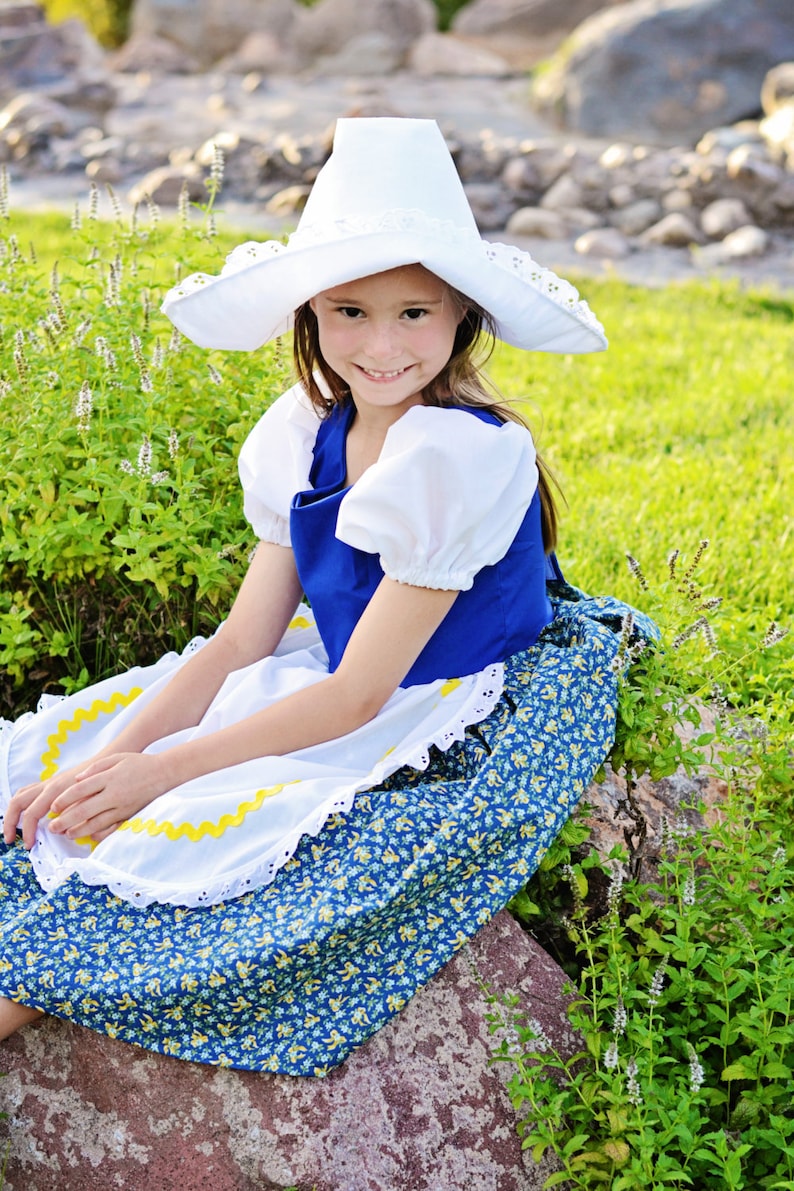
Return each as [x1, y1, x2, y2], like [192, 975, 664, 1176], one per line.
[0, 586, 653, 1075]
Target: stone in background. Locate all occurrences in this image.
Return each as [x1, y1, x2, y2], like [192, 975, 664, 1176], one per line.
[533, 0, 794, 144]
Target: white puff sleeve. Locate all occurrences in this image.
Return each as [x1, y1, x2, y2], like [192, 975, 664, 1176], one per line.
[336, 406, 539, 590]
[237, 382, 321, 545]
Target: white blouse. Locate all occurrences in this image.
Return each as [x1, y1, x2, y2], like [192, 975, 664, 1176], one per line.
[238, 383, 539, 590]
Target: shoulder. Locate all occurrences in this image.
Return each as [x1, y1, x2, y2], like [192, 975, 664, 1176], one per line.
[383, 403, 536, 472]
[238, 383, 323, 542]
[336, 403, 540, 591]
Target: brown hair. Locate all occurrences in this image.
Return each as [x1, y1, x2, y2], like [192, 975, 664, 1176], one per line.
[292, 282, 561, 552]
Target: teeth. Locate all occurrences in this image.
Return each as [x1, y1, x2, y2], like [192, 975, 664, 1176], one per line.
[361, 367, 405, 378]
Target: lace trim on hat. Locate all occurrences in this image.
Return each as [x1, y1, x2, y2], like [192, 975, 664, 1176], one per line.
[167, 210, 604, 339]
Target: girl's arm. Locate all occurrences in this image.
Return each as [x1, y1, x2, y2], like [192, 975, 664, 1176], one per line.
[88, 540, 305, 755]
[4, 541, 304, 847]
[43, 576, 459, 844]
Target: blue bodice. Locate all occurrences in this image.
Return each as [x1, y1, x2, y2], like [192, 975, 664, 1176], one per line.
[289, 400, 553, 686]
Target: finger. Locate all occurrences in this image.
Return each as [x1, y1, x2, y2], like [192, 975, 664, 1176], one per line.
[85, 821, 122, 844]
[8, 770, 78, 842]
[20, 790, 60, 850]
[4, 784, 44, 845]
[50, 769, 112, 819]
[57, 804, 124, 843]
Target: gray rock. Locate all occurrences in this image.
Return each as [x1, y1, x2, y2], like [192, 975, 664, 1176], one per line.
[641, 211, 704, 247]
[726, 143, 784, 186]
[128, 164, 207, 206]
[313, 31, 405, 76]
[463, 180, 517, 230]
[108, 31, 201, 74]
[719, 223, 771, 257]
[292, 0, 435, 65]
[408, 32, 512, 77]
[265, 182, 312, 215]
[610, 197, 663, 235]
[131, 0, 299, 68]
[761, 61, 794, 116]
[662, 188, 694, 212]
[770, 176, 794, 216]
[608, 181, 636, 207]
[696, 123, 764, 155]
[452, 0, 630, 68]
[700, 197, 752, 237]
[0, 92, 78, 139]
[759, 104, 794, 160]
[85, 155, 123, 183]
[0, 910, 569, 1191]
[532, 0, 794, 145]
[540, 172, 583, 211]
[506, 205, 569, 238]
[575, 226, 632, 258]
[219, 30, 295, 75]
[0, 11, 106, 102]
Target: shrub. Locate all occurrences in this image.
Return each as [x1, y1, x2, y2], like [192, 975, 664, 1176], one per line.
[0, 171, 291, 716]
[483, 550, 793, 1190]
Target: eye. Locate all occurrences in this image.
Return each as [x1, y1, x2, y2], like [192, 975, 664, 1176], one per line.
[336, 305, 364, 319]
[402, 307, 428, 321]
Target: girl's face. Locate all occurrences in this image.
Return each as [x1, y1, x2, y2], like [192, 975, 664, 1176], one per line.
[309, 264, 465, 419]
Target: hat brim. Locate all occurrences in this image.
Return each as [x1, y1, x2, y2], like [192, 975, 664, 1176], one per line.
[162, 230, 607, 355]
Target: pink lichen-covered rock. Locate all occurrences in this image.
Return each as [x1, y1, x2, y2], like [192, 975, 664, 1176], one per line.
[0, 910, 572, 1191]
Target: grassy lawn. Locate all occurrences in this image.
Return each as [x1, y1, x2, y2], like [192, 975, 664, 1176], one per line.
[1, 185, 792, 1189]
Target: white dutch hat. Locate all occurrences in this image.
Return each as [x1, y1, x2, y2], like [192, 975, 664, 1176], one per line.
[162, 117, 607, 354]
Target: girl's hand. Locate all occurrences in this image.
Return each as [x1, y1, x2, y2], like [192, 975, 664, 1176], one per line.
[5, 753, 170, 849]
[3, 760, 95, 850]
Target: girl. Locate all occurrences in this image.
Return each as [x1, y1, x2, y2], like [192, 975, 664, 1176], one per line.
[0, 119, 643, 1074]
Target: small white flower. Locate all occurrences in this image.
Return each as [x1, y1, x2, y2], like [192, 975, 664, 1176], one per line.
[606, 867, 624, 921]
[527, 1018, 551, 1053]
[682, 871, 696, 907]
[687, 1043, 705, 1093]
[626, 1056, 642, 1106]
[604, 1039, 619, 1070]
[137, 435, 152, 476]
[648, 956, 668, 1008]
[74, 381, 93, 432]
[613, 997, 627, 1038]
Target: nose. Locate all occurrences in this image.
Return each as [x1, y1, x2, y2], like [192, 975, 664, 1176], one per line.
[363, 319, 402, 362]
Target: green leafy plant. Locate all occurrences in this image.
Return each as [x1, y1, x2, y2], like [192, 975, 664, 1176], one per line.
[0, 165, 291, 715]
[489, 548, 792, 1189]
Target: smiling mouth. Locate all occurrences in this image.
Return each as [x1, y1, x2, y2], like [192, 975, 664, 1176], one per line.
[357, 365, 411, 379]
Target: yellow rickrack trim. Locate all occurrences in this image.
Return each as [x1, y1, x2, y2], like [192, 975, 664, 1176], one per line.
[288, 615, 312, 630]
[117, 780, 299, 843]
[39, 687, 144, 781]
[441, 678, 462, 697]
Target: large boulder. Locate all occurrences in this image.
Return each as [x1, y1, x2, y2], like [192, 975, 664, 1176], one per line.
[452, 0, 630, 68]
[291, 0, 436, 70]
[0, 909, 570, 1191]
[130, 0, 300, 67]
[533, 0, 794, 145]
[0, 1, 110, 109]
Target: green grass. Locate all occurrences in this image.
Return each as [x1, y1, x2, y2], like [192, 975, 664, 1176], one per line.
[493, 280, 793, 647]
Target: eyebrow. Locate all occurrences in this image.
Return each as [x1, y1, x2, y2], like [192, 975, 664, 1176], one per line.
[322, 293, 445, 306]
